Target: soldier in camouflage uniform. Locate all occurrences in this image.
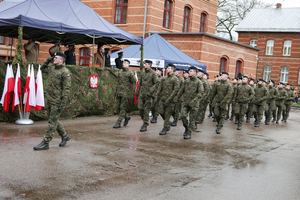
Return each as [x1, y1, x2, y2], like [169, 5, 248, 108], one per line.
[176, 66, 204, 139]
[150, 68, 163, 123]
[265, 80, 278, 125]
[233, 76, 254, 130]
[113, 59, 136, 128]
[183, 70, 189, 80]
[252, 79, 269, 127]
[137, 60, 158, 132]
[34, 52, 72, 150]
[211, 72, 233, 134]
[246, 78, 256, 123]
[274, 82, 287, 124]
[230, 78, 238, 121]
[282, 83, 295, 122]
[208, 75, 219, 118]
[171, 69, 184, 126]
[155, 64, 180, 135]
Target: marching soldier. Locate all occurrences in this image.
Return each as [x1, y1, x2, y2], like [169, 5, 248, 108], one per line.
[274, 82, 287, 124]
[113, 59, 136, 128]
[246, 78, 256, 123]
[282, 83, 295, 122]
[252, 79, 268, 127]
[150, 68, 163, 123]
[230, 78, 238, 121]
[137, 60, 158, 132]
[155, 64, 180, 135]
[171, 69, 184, 126]
[208, 75, 219, 118]
[176, 66, 204, 139]
[265, 80, 278, 125]
[197, 69, 211, 125]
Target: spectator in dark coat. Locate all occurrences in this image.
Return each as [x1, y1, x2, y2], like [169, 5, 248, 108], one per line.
[64, 43, 76, 65]
[115, 51, 123, 69]
[104, 47, 111, 68]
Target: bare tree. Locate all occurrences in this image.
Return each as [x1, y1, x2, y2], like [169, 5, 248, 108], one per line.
[216, 0, 272, 41]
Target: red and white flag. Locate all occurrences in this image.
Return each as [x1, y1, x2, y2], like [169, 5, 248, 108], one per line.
[23, 64, 31, 106]
[12, 64, 21, 112]
[35, 65, 44, 111]
[133, 71, 139, 104]
[24, 65, 36, 112]
[0, 64, 15, 112]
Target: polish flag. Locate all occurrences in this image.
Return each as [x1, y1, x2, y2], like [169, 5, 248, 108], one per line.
[35, 65, 44, 111]
[23, 64, 30, 105]
[0, 64, 15, 112]
[24, 65, 36, 112]
[133, 71, 139, 104]
[12, 64, 21, 112]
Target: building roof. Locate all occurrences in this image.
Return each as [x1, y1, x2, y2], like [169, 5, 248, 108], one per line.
[236, 7, 300, 32]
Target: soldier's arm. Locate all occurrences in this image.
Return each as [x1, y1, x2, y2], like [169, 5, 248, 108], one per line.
[248, 87, 255, 101]
[40, 57, 54, 73]
[61, 71, 72, 110]
[288, 91, 295, 101]
[24, 42, 35, 51]
[175, 82, 185, 101]
[154, 78, 163, 100]
[167, 79, 180, 102]
[260, 89, 269, 101]
[149, 73, 158, 96]
[221, 84, 233, 103]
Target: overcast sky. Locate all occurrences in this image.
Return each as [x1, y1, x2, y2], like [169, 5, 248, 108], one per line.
[263, 0, 300, 8]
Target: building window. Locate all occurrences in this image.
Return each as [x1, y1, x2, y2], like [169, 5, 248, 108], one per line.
[0, 36, 4, 44]
[115, 0, 128, 24]
[8, 38, 12, 45]
[263, 66, 271, 82]
[235, 60, 242, 77]
[0, 56, 5, 60]
[266, 40, 274, 55]
[250, 39, 257, 48]
[219, 57, 227, 73]
[182, 6, 191, 32]
[163, 0, 172, 29]
[298, 69, 300, 84]
[199, 13, 206, 32]
[280, 67, 289, 83]
[79, 48, 90, 66]
[283, 40, 292, 56]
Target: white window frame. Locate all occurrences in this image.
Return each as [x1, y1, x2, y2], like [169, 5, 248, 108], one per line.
[283, 40, 292, 56]
[280, 67, 289, 83]
[266, 40, 274, 55]
[298, 69, 300, 84]
[263, 65, 271, 82]
[250, 39, 257, 48]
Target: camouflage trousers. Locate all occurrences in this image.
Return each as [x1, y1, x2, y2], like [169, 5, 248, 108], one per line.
[172, 102, 181, 122]
[151, 97, 159, 119]
[198, 100, 209, 121]
[157, 100, 175, 129]
[265, 103, 276, 122]
[282, 104, 292, 120]
[116, 96, 129, 124]
[138, 95, 152, 126]
[275, 105, 283, 121]
[230, 102, 236, 118]
[252, 104, 265, 123]
[209, 103, 213, 116]
[43, 104, 67, 143]
[246, 103, 254, 120]
[234, 103, 248, 126]
[181, 105, 198, 134]
[214, 103, 228, 129]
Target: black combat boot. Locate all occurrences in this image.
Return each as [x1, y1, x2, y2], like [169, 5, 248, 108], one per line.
[265, 121, 270, 125]
[184, 133, 191, 139]
[225, 115, 229, 120]
[113, 123, 121, 128]
[271, 119, 275, 123]
[59, 135, 71, 147]
[178, 117, 181, 120]
[235, 119, 238, 124]
[237, 125, 242, 130]
[254, 123, 260, 127]
[159, 129, 167, 135]
[276, 121, 279, 124]
[208, 114, 212, 117]
[230, 117, 233, 121]
[198, 119, 203, 124]
[140, 125, 147, 132]
[213, 118, 217, 122]
[33, 141, 49, 150]
[215, 128, 221, 134]
[246, 119, 250, 123]
[150, 117, 157, 123]
[123, 116, 131, 126]
[166, 126, 170, 131]
[170, 121, 177, 126]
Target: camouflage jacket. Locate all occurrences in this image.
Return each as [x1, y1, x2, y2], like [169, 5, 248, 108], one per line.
[231, 83, 238, 102]
[211, 80, 233, 105]
[137, 68, 157, 97]
[200, 77, 211, 102]
[176, 76, 204, 107]
[284, 89, 295, 105]
[275, 88, 288, 106]
[266, 86, 278, 105]
[156, 73, 179, 103]
[116, 68, 136, 97]
[252, 84, 269, 105]
[41, 57, 71, 107]
[234, 83, 254, 103]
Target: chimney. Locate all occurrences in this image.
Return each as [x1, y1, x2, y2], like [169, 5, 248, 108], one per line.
[276, 3, 282, 8]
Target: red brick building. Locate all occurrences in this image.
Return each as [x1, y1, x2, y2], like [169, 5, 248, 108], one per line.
[236, 3, 300, 86]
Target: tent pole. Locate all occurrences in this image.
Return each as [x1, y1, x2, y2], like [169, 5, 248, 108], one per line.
[10, 37, 13, 61]
[140, 45, 144, 71]
[142, 0, 148, 39]
[92, 35, 95, 67]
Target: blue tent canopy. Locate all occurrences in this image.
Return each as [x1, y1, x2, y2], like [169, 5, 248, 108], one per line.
[0, 0, 142, 45]
[110, 33, 206, 71]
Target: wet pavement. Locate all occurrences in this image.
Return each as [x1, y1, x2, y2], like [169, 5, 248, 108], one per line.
[0, 109, 300, 200]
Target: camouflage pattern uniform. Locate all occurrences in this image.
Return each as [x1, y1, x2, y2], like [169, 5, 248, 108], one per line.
[172, 75, 184, 123]
[209, 81, 218, 117]
[176, 75, 204, 137]
[275, 88, 287, 122]
[246, 84, 256, 122]
[115, 68, 136, 124]
[252, 84, 269, 125]
[137, 68, 157, 127]
[233, 82, 254, 127]
[197, 77, 211, 123]
[265, 85, 278, 123]
[282, 88, 295, 121]
[230, 82, 238, 120]
[211, 79, 233, 131]
[156, 73, 180, 131]
[41, 57, 71, 143]
[151, 74, 162, 121]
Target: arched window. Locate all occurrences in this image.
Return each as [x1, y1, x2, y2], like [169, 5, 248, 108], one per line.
[79, 47, 90, 66]
[280, 67, 289, 83]
[235, 60, 242, 77]
[263, 66, 271, 82]
[182, 6, 191, 32]
[266, 40, 274, 55]
[163, 0, 172, 28]
[219, 57, 227, 73]
[115, 0, 128, 24]
[199, 13, 207, 32]
[283, 40, 292, 56]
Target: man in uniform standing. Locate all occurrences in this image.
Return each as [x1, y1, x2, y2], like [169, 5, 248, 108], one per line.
[176, 66, 204, 139]
[64, 43, 76, 65]
[211, 72, 233, 134]
[33, 52, 72, 150]
[171, 69, 184, 126]
[104, 47, 111, 68]
[24, 37, 39, 62]
[150, 68, 163, 123]
[115, 52, 123, 69]
[113, 59, 136, 128]
[252, 79, 269, 127]
[265, 80, 278, 125]
[155, 64, 179, 135]
[274, 82, 287, 124]
[49, 40, 62, 57]
[137, 60, 157, 132]
[282, 83, 295, 122]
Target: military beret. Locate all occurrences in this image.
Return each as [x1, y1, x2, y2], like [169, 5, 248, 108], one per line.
[176, 68, 182, 71]
[243, 75, 248, 79]
[117, 51, 123, 55]
[198, 68, 205, 73]
[249, 78, 255, 82]
[55, 52, 67, 59]
[189, 66, 198, 71]
[286, 83, 291, 86]
[221, 72, 229, 76]
[278, 82, 284, 85]
[123, 59, 130, 64]
[167, 63, 176, 69]
[257, 79, 264, 82]
[238, 77, 243, 80]
[144, 60, 153, 64]
[270, 80, 275, 85]
[183, 70, 189, 74]
[67, 43, 75, 46]
[233, 78, 238, 80]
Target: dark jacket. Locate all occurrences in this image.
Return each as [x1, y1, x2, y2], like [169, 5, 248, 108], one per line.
[115, 57, 123, 69]
[64, 49, 76, 65]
